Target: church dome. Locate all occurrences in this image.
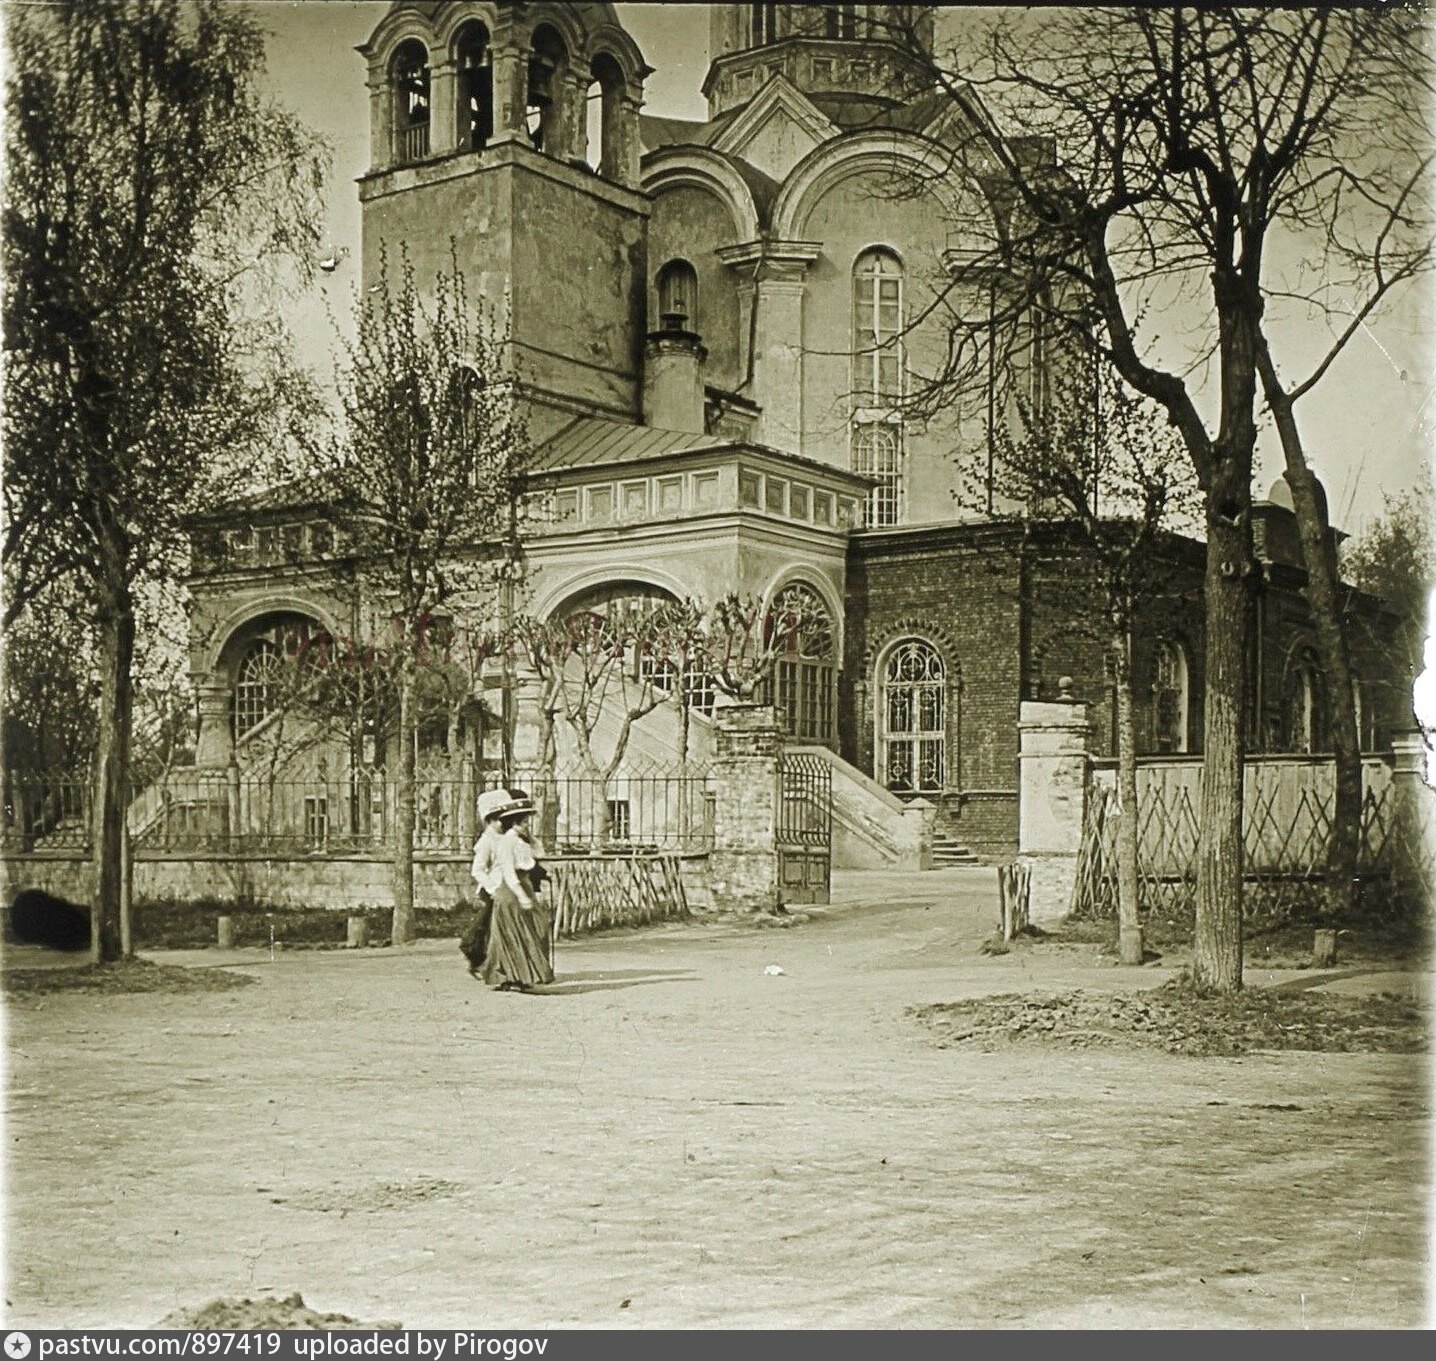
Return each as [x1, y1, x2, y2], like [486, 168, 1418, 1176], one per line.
[1266, 473, 1328, 521]
[704, 4, 935, 119]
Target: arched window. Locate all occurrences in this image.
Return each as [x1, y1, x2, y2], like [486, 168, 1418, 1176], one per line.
[586, 52, 625, 178]
[853, 248, 904, 401]
[656, 258, 698, 330]
[448, 366, 484, 482]
[852, 421, 901, 527]
[527, 25, 567, 153]
[766, 583, 837, 744]
[751, 3, 779, 45]
[455, 23, 493, 151]
[881, 639, 946, 793]
[1151, 639, 1189, 754]
[1283, 647, 1328, 753]
[233, 640, 286, 739]
[391, 40, 431, 163]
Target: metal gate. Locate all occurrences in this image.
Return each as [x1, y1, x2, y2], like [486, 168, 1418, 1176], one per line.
[778, 752, 832, 905]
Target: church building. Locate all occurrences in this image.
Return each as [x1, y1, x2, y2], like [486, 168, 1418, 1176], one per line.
[184, 3, 1403, 864]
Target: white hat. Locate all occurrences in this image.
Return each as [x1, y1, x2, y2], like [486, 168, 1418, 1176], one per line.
[476, 788, 513, 823]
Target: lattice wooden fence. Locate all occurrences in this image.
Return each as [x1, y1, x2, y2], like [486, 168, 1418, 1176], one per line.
[1070, 757, 1430, 922]
[546, 853, 690, 937]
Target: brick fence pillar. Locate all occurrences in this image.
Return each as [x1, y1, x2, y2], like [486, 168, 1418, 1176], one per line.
[708, 703, 784, 912]
[1017, 678, 1093, 923]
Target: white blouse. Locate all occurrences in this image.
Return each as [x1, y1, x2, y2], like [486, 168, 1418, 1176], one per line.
[470, 823, 503, 895]
[494, 826, 539, 905]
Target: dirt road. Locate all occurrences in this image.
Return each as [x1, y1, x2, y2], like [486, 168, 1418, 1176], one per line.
[4, 869, 1428, 1328]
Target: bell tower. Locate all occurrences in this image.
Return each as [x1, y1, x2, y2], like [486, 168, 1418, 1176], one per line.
[704, 4, 934, 118]
[357, 2, 653, 426]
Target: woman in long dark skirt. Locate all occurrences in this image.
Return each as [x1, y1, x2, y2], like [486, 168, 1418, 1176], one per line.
[478, 794, 554, 992]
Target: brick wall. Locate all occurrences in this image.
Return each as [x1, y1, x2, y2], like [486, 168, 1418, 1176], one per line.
[845, 524, 1026, 859]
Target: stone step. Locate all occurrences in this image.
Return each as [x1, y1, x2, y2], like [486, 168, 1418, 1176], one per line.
[931, 836, 981, 866]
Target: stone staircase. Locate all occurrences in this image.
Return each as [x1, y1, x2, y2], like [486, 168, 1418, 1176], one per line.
[931, 831, 981, 867]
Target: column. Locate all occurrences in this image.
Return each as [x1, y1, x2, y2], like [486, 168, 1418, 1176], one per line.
[367, 76, 390, 170]
[1389, 731, 1434, 906]
[194, 681, 233, 768]
[752, 266, 806, 454]
[488, 40, 529, 145]
[709, 704, 784, 912]
[429, 59, 458, 155]
[614, 90, 644, 187]
[1017, 677, 1093, 922]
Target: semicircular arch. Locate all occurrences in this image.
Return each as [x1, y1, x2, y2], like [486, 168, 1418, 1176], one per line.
[530, 565, 692, 623]
[861, 617, 963, 683]
[362, 8, 439, 78]
[643, 149, 760, 242]
[759, 567, 845, 659]
[771, 131, 992, 244]
[202, 597, 341, 677]
[431, 3, 501, 54]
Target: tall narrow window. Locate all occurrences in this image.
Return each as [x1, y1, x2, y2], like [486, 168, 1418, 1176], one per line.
[1352, 676, 1376, 752]
[1017, 303, 1048, 420]
[527, 26, 567, 153]
[852, 421, 901, 527]
[881, 639, 946, 793]
[233, 640, 285, 739]
[391, 40, 431, 162]
[825, 5, 859, 39]
[587, 53, 625, 178]
[1151, 639, 1189, 754]
[853, 249, 904, 401]
[751, 3, 779, 45]
[455, 23, 492, 151]
[656, 258, 698, 330]
[765, 583, 837, 744]
[1283, 647, 1328, 754]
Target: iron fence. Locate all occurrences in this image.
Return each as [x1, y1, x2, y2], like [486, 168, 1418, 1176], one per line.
[3, 763, 715, 857]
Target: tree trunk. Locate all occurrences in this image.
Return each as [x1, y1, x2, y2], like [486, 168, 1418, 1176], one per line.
[91, 599, 136, 964]
[1194, 502, 1250, 994]
[391, 675, 416, 945]
[1259, 353, 1361, 917]
[1111, 631, 1143, 965]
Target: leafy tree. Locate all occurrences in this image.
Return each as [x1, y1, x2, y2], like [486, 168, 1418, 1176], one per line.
[2, 0, 327, 960]
[884, 6, 1430, 990]
[1343, 480, 1435, 720]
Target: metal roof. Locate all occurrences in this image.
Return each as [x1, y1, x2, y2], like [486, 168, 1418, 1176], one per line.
[534, 415, 715, 470]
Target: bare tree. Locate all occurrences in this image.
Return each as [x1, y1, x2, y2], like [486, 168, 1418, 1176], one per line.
[511, 599, 703, 840]
[700, 591, 827, 704]
[981, 369, 1198, 962]
[310, 251, 527, 944]
[883, 5, 1430, 990]
[2, 0, 327, 961]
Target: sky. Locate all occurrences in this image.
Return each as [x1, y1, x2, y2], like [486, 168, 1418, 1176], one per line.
[244, 1, 1434, 540]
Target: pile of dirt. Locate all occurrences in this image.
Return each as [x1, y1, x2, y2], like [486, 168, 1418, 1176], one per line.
[4, 957, 256, 997]
[912, 979, 1428, 1056]
[154, 1292, 400, 1330]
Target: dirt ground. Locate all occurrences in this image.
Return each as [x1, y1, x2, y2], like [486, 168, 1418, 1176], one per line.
[4, 868, 1430, 1329]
